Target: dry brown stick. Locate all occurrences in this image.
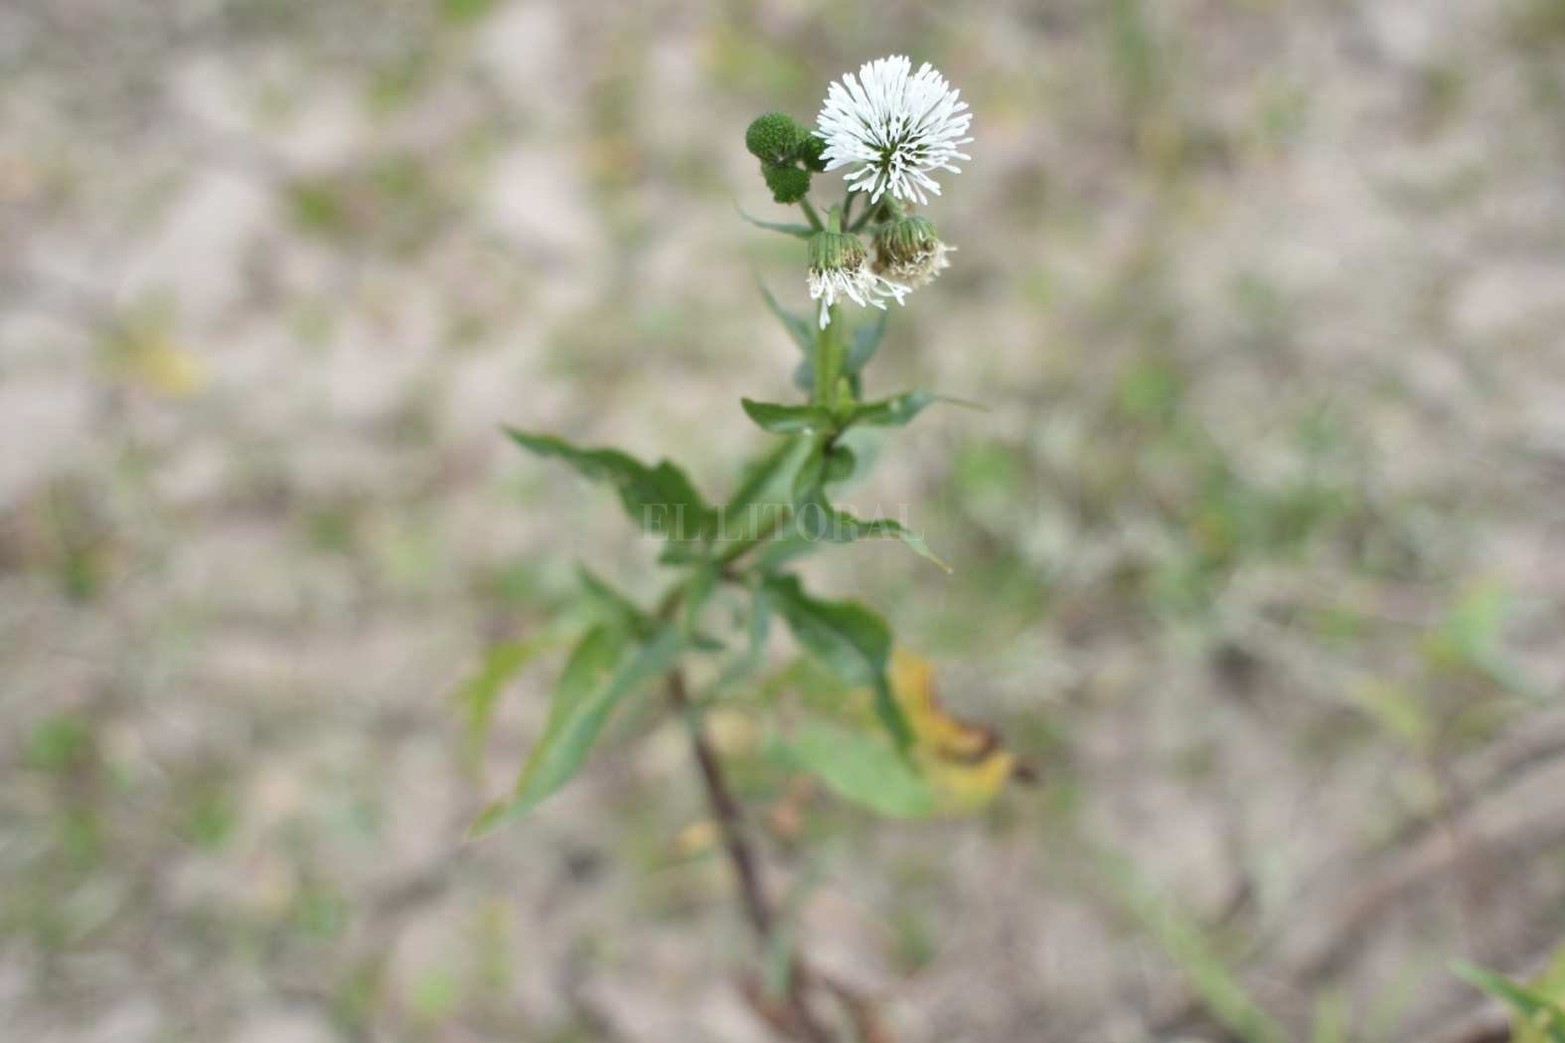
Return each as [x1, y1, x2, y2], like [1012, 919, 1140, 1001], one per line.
[667, 669, 837, 1043]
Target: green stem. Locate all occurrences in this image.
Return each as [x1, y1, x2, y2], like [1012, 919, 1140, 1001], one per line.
[716, 509, 786, 567]
[798, 197, 824, 232]
[812, 307, 843, 409]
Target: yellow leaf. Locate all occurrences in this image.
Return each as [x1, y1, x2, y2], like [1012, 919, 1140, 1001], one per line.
[889, 648, 1017, 814]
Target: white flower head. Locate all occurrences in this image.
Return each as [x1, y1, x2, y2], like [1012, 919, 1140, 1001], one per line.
[807, 229, 910, 328]
[815, 55, 973, 206]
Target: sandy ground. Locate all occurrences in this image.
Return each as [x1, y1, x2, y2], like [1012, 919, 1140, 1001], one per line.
[3, 1, 1564, 1040]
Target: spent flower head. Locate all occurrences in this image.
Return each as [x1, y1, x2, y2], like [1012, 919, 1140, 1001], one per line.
[807, 228, 909, 328]
[815, 55, 973, 205]
[872, 211, 954, 288]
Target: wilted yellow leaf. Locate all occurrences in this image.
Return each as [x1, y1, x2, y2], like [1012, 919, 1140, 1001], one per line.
[889, 649, 1017, 814]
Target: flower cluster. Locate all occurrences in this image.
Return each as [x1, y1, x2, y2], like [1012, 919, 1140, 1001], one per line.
[745, 55, 971, 328]
[806, 228, 909, 328]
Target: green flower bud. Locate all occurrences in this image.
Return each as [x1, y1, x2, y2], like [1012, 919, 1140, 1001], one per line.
[797, 133, 828, 173]
[744, 112, 806, 165]
[762, 163, 811, 203]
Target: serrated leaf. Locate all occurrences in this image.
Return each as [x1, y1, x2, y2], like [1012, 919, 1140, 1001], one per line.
[781, 721, 934, 818]
[469, 624, 682, 837]
[741, 398, 834, 435]
[736, 205, 815, 239]
[763, 574, 909, 747]
[758, 283, 815, 355]
[506, 429, 713, 542]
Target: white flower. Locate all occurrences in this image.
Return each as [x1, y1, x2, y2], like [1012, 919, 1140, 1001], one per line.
[815, 55, 973, 206]
[807, 229, 910, 328]
[808, 261, 910, 328]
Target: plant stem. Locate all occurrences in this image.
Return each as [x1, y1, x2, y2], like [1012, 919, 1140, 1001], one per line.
[668, 670, 835, 1042]
[669, 669, 773, 936]
[812, 309, 843, 409]
[798, 198, 824, 232]
[716, 509, 787, 567]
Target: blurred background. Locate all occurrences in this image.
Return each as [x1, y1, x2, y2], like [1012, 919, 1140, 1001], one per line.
[4, 0, 1564, 1040]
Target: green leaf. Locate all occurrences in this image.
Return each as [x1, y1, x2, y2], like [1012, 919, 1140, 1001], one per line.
[740, 398, 834, 436]
[799, 507, 949, 572]
[781, 721, 933, 818]
[736, 205, 814, 239]
[822, 443, 857, 484]
[657, 543, 708, 565]
[715, 577, 774, 692]
[469, 624, 683, 837]
[763, 574, 909, 747]
[848, 391, 941, 429]
[788, 442, 950, 572]
[506, 429, 713, 542]
[844, 310, 888, 375]
[576, 567, 653, 636]
[454, 639, 550, 762]
[758, 283, 814, 355]
[1454, 964, 1565, 1043]
[791, 359, 814, 394]
[682, 562, 720, 639]
[725, 436, 810, 517]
